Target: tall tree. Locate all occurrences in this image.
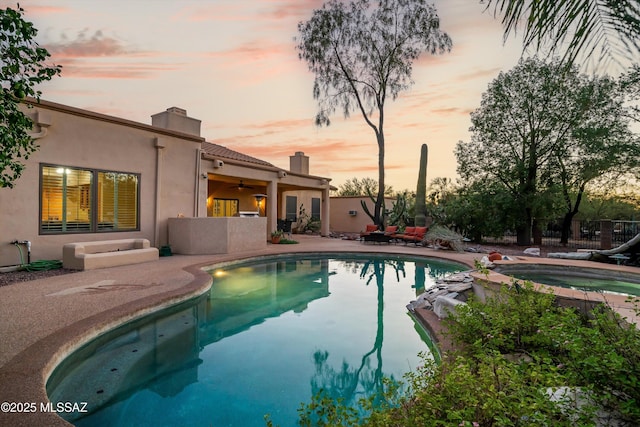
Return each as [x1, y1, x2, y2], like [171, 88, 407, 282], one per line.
[551, 74, 638, 244]
[456, 57, 634, 245]
[296, 0, 451, 228]
[335, 177, 393, 197]
[441, 180, 518, 242]
[457, 58, 579, 245]
[620, 64, 640, 124]
[1, 4, 61, 188]
[483, 0, 640, 69]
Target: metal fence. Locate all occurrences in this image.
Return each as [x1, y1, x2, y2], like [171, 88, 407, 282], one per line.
[483, 220, 640, 250]
[611, 220, 640, 245]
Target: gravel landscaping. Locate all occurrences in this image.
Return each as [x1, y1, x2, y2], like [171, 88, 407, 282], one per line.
[0, 268, 78, 287]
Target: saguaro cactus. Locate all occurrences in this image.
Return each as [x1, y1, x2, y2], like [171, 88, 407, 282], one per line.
[415, 144, 428, 227]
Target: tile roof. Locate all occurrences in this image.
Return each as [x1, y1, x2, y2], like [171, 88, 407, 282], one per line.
[201, 141, 274, 167]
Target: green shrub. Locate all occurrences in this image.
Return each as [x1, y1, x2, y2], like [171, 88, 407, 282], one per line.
[278, 238, 299, 244]
[556, 305, 640, 421]
[444, 281, 640, 423]
[445, 281, 566, 355]
[388, 352, 586, 426]
[285, 280, 640, 426]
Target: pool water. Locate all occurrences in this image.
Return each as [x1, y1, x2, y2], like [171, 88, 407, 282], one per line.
[508, 273, 640, 296]
[47, 254, 463, 427]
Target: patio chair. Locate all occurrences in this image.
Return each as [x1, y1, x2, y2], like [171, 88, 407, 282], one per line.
[396, 226, 429, 245]
[360, 224, 379, 239]
[384, 225, 398, 235]
[390, 226, 413, 242]
[383, 225, 398, 243]
[277, 219, 293, 239]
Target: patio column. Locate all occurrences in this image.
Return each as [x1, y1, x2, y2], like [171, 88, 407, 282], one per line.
[600, 219, 613, 250]
[267, 180, 278, 238]
[154, 137, 165, 247]
[321, 186, 330, 237]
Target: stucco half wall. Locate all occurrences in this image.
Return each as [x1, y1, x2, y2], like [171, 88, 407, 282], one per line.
[330, 196, 395, 234]
[167, 217, 267, 254]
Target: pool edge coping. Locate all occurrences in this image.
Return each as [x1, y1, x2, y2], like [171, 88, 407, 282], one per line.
[0, 262, 214, 427]
[0, 248, 475, 426]
[1, 244, 638, 426]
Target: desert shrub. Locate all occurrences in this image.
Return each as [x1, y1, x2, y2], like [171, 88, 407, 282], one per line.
[444, 281, 640, 425]
[445, 281, 571, 355]
[554, 305, 640, 421]
[286, 282, 640, 426]
[386, 352, 587, 427]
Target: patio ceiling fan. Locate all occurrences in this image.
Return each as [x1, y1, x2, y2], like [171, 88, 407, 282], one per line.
[230, 180, 254, 190]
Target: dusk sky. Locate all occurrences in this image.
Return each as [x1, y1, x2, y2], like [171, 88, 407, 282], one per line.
[4, 0, 534, 190]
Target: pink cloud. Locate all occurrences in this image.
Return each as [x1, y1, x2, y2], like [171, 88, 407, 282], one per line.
[59, 62, 179, 79]
[41, 30, 185, 80]
[204, 40, 294, 65]
[264, 0, 325, 21]
[20, 5, 69, 15]
[226, 42, 290, 62]
[203, 118, 319, 146]
[42, 88, 102, 97]
[330, 162, 404, 173]
[414, 52, 454, 67]
[220, 137, 370, 163]
[456, 67, 502, 82]
[398, 91, 453, 112]
[431, 106, 473, 116]
[245, 118, 313, 130]
[45, 30, 135, 58]
[201, 39, 298, 85]
[173, 0, 323, 24]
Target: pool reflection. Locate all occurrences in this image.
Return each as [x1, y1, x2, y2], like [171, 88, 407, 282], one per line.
[50, 258, 334, 423]
[202, 258, 331, 342]
[311, 259, 387, 406]
[47, 255, 462, 427]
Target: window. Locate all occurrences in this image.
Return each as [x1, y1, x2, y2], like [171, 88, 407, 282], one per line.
[311, 197, 321, 220]
[40, 165, 139, 233]
[97, 172, 139, 231]
[211, 198, 239, 217]
[285, 196, 297, 221]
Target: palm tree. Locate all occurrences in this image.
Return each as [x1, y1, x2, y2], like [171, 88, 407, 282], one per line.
[483, 0, 640, 69]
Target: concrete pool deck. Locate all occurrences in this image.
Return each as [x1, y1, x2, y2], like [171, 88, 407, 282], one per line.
[0, 235, 638, 426]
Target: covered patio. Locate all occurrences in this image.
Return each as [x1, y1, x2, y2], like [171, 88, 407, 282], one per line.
[170, 145, 332, 254]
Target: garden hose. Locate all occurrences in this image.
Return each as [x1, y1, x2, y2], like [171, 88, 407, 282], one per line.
[15, 244, 24, 266]
[24, 260, 63, 271]
[13, 242, 63, 271]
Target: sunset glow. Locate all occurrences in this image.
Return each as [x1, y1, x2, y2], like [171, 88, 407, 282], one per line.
[4, 0, 530, 190]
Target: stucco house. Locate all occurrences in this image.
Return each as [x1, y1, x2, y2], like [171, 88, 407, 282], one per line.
[0, 99, 331, 267]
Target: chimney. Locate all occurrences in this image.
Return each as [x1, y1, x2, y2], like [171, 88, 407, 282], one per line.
[289, 151, 309, 175]
[151, 107, 201, 137]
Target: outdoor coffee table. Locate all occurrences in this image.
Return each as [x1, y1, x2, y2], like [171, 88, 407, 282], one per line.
[363, 232, 392, 244]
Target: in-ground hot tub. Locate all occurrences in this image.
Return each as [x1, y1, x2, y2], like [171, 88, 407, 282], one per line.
[493, 263, 640, 296]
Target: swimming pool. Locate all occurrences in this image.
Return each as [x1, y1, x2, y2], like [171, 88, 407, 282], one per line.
[495, 264, 640, 296]
[47, 254, 464, 427]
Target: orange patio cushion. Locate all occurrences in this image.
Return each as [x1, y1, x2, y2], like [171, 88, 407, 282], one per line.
[365, 224, 378, 232]
[403, 227, 416, 236]
[415, 226, 428, 236]
[384, 225, 398, 234]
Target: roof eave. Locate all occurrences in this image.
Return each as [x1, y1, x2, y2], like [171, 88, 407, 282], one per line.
[201, 152, 332, 183]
